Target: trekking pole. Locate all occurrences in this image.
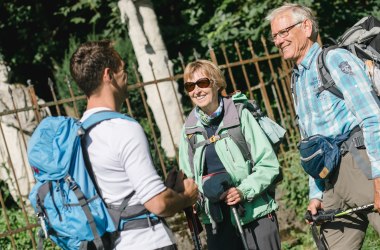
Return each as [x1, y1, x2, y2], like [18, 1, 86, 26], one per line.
[305, 203, 374, 224]
[164, 168, 203, 250]
[334, 203, 374, 218]
[231, 205, 249, 250]
[221, 181, 249, 250]
[184, 206, 203, 250]
[304, 203, 375, 250]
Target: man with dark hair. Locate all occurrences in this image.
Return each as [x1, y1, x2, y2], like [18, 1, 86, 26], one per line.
[70, 40, 198, 250]
[267, 3, 380, 249]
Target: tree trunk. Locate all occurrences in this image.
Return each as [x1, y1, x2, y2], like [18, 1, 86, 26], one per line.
[118, 0, 184, 158]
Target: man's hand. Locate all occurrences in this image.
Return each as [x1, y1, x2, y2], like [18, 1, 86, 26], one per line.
[145, 174, 198, 217]
[165, 168, 185, 192]
[183, 178, 199, 207]
[374, 177, 380, 213]
[307, 199, 323, 224]
[224, 187, 243, 206]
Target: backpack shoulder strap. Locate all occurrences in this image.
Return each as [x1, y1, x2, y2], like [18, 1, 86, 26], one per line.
[184, 134, 197, 177]
[229, 102, 253, 163]
[183, 108, 206, 177]
[187, 134, 197, 153]
[81, 111, 132, 132]
[80, 110, 131, 196]
[317, 45, 344, 99]
[79, 111, 148, 225]
[184, 108, 213, 151]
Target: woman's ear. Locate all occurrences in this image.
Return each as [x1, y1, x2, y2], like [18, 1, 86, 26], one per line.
[214, 83, 221, 92]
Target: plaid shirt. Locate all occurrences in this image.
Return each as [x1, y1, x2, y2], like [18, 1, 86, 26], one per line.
[292, 43, 380, 199]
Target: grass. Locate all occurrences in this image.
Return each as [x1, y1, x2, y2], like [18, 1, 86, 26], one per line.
[363, 225, 380, 249]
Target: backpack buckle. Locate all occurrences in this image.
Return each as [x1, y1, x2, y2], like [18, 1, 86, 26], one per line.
[65, 176, 78, 190]
[36, 212, 48, 239]
[77, 127, 85, 136]
[209, 135, 220, 143]
[353, 136, 365, 148]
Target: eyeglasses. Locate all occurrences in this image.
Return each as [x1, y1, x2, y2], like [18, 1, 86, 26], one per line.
[271, 21, 303, 42]
[184, 78, 213, 92]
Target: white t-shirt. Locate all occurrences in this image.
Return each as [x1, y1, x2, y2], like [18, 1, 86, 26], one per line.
[81, 107, 176, 249]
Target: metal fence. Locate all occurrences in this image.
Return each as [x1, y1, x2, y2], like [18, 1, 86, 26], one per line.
[0, 37, 298, 249]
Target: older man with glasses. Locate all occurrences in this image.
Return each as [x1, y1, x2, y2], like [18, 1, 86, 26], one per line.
[266, 3, 380, 250]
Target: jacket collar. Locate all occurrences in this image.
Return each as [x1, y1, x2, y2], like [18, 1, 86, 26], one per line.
[184, 96, 241, 135]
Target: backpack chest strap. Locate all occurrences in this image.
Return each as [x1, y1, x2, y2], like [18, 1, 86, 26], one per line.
[193, 133, 230, 149]
[119, 213, 163, 231]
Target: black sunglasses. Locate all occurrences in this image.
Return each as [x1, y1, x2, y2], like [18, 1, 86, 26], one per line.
[184, 78, 213, 92]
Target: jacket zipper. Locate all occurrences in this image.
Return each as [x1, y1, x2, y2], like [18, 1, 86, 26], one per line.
[225, 139, 236, 163]
[198, 144, 207, 177]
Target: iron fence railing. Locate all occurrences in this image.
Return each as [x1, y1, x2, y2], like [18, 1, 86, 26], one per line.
[0, 37, 297, 249]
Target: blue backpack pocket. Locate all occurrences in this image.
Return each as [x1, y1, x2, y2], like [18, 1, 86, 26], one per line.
[29, 179, 115, 250]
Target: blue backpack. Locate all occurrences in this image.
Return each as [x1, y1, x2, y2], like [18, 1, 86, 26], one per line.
[28, 111, 154, 250]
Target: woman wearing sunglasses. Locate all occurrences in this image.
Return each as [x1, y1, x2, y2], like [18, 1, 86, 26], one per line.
[178, 59, 281, 250]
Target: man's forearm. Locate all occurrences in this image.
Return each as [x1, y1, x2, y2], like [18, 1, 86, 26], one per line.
[144, 188, 195, 217]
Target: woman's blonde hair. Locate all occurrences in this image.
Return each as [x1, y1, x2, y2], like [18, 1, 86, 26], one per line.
[183, 60, 227, 92]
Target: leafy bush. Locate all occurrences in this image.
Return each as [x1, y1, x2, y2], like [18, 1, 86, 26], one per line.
[0, 180, 59, 249]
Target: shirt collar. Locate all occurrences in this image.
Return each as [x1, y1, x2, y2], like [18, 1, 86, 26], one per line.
[298, 42, 321, 70]
[80, 107, 112, 122]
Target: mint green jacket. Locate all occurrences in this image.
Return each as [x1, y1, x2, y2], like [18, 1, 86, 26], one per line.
[178, 93, 280, 226]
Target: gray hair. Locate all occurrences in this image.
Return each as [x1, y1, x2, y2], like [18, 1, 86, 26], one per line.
[266, 3, 319, 40]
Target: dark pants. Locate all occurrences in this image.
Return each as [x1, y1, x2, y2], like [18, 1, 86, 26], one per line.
[205, 203, 281, 250]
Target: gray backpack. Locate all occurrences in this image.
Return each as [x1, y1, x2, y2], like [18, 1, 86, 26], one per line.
[317, 15, 380, 99]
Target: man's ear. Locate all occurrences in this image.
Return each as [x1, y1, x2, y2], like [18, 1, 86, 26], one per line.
[303, 19, 313, 38]
[103, 67, 113, 82]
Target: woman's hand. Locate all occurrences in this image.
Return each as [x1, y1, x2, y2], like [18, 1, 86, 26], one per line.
[224, 187, 243, 205]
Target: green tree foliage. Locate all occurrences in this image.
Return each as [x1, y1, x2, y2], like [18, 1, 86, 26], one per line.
[1, 0, 378, 86]
[0, 1, 128, 102]
[313, 0, 380, 44]
[1, 1, 380, 246]
[0, 1, 126, 67]
[154, 0, 380, 58]
[181, 0, 284, 47]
